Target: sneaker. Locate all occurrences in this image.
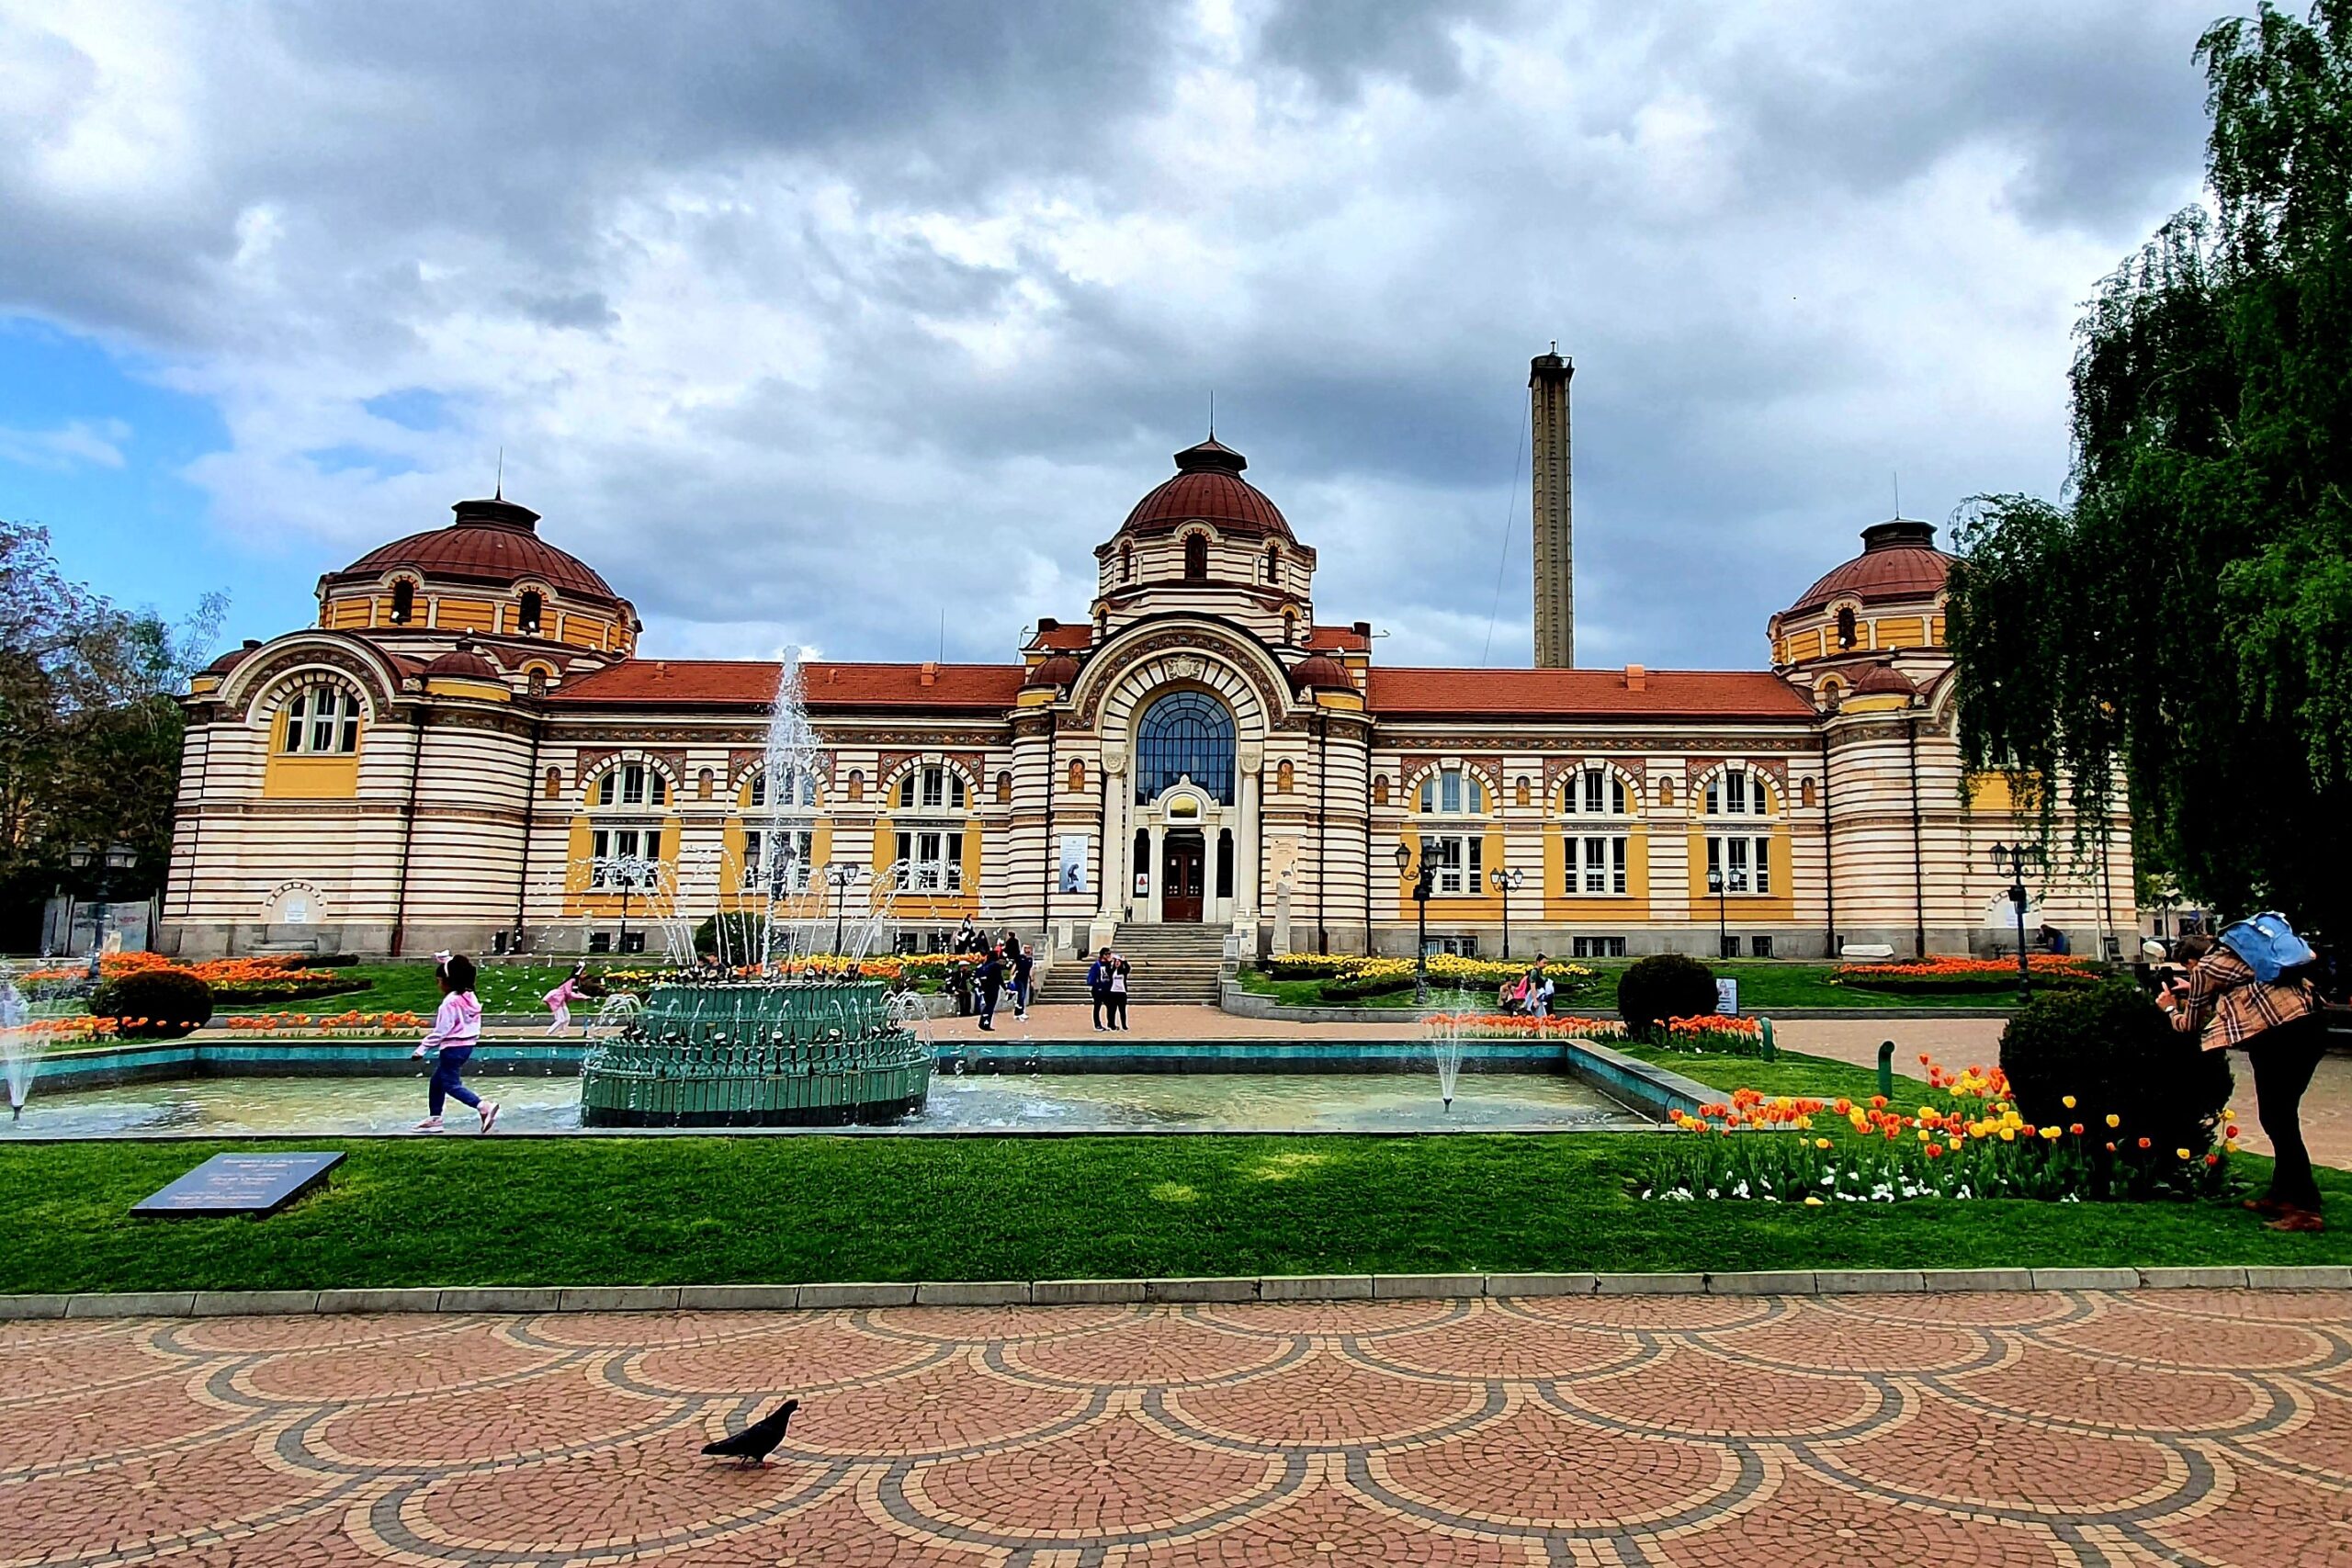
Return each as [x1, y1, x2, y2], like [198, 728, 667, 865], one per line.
[413, 1117, 445, 1133]
[480, 1101, 502, 1134]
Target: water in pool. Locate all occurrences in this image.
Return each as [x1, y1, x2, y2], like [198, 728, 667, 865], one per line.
[2, 1071, 1638, 1137]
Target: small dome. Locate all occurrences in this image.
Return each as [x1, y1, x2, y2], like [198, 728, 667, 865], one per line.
[1288, 653, 1351, 691]
[423, 645, 501, 680]
[325, 496, 622, 604]
[1024, 653, 1080, 688]
[1118, 439, 1293, 542]
[1851, 663, 1917, 697]
[1785, 519, 1951, 618]
[203, 639, 264, 676]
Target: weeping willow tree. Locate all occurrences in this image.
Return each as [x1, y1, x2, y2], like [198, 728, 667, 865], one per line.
[1949, 2, 2352, 941]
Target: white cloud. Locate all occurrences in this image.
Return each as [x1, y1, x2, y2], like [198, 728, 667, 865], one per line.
[0, 416, 130, 471]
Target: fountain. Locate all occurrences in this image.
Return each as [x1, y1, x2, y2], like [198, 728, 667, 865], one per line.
[1, 980, 34, 1120]
[1420, 990, 1478, 1112]
[574, 654, 933, 1125]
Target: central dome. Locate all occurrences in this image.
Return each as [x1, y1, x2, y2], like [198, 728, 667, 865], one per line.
[326, 497, 623, 604]
[1119, 439, 1294, 542]
[1783, 519, 1951, 618]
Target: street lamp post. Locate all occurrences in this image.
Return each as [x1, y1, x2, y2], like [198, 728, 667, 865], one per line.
[1707, 866, 1727, 959]
[826, 863, 857, 956]
[1489, 865, 1525, 961]
[1393, 841, 1433, 1006]
[1987, 841, 2043, 1003]
[62, 842, 139, 954]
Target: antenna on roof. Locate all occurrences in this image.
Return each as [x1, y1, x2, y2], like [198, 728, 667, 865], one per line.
[938, 606, 945, 663]
[495, 446, 504, 502]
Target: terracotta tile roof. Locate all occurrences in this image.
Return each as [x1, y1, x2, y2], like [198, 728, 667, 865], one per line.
[1365, 668, 1815, 721]
[327, 499, 625, 604]
[1119, 440, 1294, 542]
[1304, 624, 1370, 652]
[546, 660, 1027, 711]
[1031, 624, 1093, 650]
[1785, 520, 1952, 616]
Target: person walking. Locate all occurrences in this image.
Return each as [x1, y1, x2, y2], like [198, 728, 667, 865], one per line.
[2161, 923, 2326, 1231]
[1087, 947, 1113, 1031]
[1107, 954, 1131, 1030]
[413, 953, 499, 1134]
[1008, 937, 1034, 1020]
[542, 960, 586, 1035]
[1522, 955, 1555, 1019]
[976, 944, 1005, 1032]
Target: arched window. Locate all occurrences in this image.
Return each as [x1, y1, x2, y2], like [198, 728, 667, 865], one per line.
[1836, 606, 1858, 650]
[1282, 610, 1298, 645]
[1701, 766, 1778, 899]
[517, 590, 544, 634]
[594, 762, 667, 807]
[1800, 777, 1818, 808]
[1275, 760, 1295, 793]
[1372, 775, 1390, 807]
[526, 667, 549, 698]
[1657, 778, 1676, 807]
[1416, 768, 1487, 815]
[696, 768, 714, 800]
[1561, 765, 1631, 817]
[895, 765, 966, 811]
[1134, 691, 1235, 804]
[544, 765, 562, 799]
[389, 580, 416, 625]
[847, 769, 865, 802]
[1263, 546, 1280, 583]
[749, 768, 818, 808]
[1182, 533, 1207, 581]
[1703, 766, 1770, 817]
[1514, 778, 1531, 807]
[1120, 541, 1135, 583]
[996, 770, 1012, 804]
[278, 683, 363, 755]
[1067, 759, 1086, 794]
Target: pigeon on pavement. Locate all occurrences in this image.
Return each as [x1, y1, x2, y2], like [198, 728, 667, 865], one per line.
[702, 1398, 799, 1467]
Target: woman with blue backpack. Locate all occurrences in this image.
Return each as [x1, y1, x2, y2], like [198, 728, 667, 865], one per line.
[2161, 914, 2325, 1232]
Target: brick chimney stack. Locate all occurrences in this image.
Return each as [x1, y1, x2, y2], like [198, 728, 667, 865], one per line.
[1530, 344, 1575, 668]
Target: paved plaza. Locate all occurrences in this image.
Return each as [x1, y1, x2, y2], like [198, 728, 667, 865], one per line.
[12, 1289, 2352, 1565]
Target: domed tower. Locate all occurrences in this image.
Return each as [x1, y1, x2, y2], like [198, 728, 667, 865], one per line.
[1770, 518, 1953, 707]
[314, 495, 639, 685]
[1092, 438, 1320, 651]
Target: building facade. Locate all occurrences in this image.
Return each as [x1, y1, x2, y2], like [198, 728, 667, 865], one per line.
[162, 364, 2136, 963]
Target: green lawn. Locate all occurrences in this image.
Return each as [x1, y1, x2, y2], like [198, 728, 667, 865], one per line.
[1621, 1043, 1931, 1104]
[210, 962, 950, 1016]
[1238, 960, 2014, 1014]
[5, 1131, 2338, 1295]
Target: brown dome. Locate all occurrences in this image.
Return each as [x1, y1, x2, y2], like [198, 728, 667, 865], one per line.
[423, 645, 501, 680]
[1289, 653, 1351, 691]
[327, 497, 622, 604]
[1119, 439, 1293, 541]
[203, 639, 264, 676]
[1786, 520, 1951, 618]
[1024, 653, 1080, 688]
[1850, 663, 1917, 697]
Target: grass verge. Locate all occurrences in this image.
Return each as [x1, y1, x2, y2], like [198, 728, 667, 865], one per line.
[5, 1132, 2337, 1295]
[1238, 960, 2011, 1014]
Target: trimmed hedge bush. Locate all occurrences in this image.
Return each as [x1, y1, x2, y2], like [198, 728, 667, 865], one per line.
[1617, 953, 1718, 1033]
[90, 969, 215, 1040]
[1999, 980, 2233, 1178]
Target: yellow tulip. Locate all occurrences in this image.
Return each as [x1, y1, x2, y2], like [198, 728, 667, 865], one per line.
[2062, 1095, 2076, 1110]
[2105, 1113, 2120, 1129]
[1999, 1127, 2016, 1142]
[1815, 1138, 1832, 1150]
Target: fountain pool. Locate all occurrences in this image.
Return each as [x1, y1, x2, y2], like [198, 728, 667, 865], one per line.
[0, 1070, 1638, 1139]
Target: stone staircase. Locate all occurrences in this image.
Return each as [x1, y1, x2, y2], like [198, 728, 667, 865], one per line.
[1035, 924, 1229, 1006]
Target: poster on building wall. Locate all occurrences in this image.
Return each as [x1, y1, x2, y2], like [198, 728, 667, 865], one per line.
[1058, 834, 1089, 896]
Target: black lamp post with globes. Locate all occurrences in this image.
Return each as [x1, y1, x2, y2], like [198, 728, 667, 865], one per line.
[1394, 841, 1433, 1006]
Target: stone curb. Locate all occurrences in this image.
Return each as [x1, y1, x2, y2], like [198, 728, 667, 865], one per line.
[11, 1264, 2351, 1320]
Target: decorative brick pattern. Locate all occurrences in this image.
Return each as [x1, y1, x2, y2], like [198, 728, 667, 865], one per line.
[6, 1290, 2349, 1564]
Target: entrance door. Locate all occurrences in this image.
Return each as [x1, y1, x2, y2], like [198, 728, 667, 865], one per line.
[1162, 831, 1206, 922]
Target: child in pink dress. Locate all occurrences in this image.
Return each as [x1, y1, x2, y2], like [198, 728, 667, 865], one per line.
[544, 961, 586, 1034]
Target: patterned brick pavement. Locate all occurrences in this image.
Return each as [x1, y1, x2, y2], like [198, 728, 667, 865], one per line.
[9, 1291, 2352, 1566]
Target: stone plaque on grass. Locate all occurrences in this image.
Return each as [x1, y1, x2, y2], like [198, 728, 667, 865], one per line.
[131, 1153, 344, 1218]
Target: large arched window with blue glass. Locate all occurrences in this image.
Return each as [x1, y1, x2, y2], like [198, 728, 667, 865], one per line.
[1134, 692, 1235, 804]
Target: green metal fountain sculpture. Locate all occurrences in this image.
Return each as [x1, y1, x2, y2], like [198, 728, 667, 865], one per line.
[578, 979, 929, 1127]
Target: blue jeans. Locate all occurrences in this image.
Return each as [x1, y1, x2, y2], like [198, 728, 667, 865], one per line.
[430, 1046, 481, 1116]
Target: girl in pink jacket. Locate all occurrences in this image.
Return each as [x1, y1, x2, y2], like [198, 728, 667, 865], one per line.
[543, 960, 586, 1034]
[412, 953, 499, 1133]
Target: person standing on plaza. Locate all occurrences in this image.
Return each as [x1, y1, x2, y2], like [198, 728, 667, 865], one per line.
[1007, 935, 1034, 1020]
[1521, 955, 1554, 1018]
[413, 953, 500, 1134]
[2161, 924, 2325, 1231]
[976, 944, 1005, 1032]
[1087, 946, 1113, 1031]
[1107, 954, 1131, 1030]
[542, 960, 586, 1035]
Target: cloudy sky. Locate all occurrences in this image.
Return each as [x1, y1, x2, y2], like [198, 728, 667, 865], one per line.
[3, 0, 2231, 671]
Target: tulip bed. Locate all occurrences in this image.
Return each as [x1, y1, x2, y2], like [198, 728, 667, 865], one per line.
[1645, 1059, 2241, 1204]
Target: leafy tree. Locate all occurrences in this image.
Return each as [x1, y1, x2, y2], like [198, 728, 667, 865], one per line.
[0, 523, 223, 942]
[1948, 2, 2352, 941]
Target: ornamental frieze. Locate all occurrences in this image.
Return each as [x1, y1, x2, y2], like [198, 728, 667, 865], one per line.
[229, 644, 399, 720]
[1074, 626, 1290, 728]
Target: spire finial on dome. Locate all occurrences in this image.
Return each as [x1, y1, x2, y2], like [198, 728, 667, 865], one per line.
[494, 446, 503, 502]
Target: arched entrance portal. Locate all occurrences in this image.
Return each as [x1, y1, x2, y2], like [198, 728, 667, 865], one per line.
[1133, 691, 1236, 924]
